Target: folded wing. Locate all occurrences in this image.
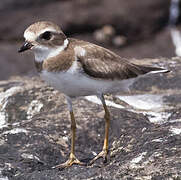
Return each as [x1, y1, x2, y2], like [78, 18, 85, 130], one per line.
[76, 44, 169, 80]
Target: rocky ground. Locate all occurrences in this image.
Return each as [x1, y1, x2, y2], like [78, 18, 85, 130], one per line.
[0, 57, 180, 180]
[0, 0, 181, 179]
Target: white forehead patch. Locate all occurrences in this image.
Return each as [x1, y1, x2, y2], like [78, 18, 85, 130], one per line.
[24, 27, 59, 42]
[24, 31, 36, 41]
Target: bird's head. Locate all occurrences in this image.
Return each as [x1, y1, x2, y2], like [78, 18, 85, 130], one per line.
[18, 21, 68, 61]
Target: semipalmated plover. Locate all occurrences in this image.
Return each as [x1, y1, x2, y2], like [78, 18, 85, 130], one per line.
[19, 21, 169, 168]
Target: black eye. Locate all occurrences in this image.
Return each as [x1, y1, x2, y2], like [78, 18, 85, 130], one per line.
[40, 31, 52, 40]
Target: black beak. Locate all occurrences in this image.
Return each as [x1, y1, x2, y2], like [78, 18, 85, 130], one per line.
[18, 42, 33, 53]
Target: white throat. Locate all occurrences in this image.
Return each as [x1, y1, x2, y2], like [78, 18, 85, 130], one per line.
[33, 39, 69, 62]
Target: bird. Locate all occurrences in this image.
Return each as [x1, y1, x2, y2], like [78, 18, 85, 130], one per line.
[18, 21, 169, 169]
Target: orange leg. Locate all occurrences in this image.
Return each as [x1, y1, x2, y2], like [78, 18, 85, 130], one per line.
[53, 97, 85, 169]
[89, 95, 110, 165]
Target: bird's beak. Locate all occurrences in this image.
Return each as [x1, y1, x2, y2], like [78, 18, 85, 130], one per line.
[18, 41, 33, 53]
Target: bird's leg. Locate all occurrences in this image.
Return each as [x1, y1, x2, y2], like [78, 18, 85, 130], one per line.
[53, 97, 85, 169]
[89, 94, 110, 165]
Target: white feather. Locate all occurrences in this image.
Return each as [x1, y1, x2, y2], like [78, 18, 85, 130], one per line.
[24, 31, 36, 42]
[24, 27, 59, 42]
[148, 69, 169, 74]
[40, 63, 169, 97]
[40, 61, 135, 97]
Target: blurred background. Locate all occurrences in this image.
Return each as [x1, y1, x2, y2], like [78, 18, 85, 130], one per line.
[0, 0, 180, 80]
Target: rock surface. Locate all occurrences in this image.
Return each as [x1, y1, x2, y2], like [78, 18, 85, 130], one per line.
[0, 58, 181, 179]
[0, 0, 170, 41]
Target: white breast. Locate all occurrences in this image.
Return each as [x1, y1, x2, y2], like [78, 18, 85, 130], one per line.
[40, 61, 135, 97]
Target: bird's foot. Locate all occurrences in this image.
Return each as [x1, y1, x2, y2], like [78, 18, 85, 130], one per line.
[89, 149, 108, 165]
[52, 153, 86, 169]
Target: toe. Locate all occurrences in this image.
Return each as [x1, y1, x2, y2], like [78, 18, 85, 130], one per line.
[52, 156, 86, 169]
[89, 150, 108, 165]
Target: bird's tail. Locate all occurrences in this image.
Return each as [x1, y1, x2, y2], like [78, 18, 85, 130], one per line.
[137, 65, 170, 75]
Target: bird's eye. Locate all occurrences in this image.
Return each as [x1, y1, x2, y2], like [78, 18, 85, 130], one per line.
[40, 31, 52, 40]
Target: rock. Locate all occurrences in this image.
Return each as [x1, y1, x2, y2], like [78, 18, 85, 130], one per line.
[0, 42, 36, 80]
[0, 0, 59, 11]
[0, 0, 170, 41]
[112, 35, 127, 47]
[0, 58, 180, 179]
[93, 25, 127, 47]
[93, 25, 116, 44]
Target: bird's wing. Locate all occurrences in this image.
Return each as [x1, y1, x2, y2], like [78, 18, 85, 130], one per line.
[75, 43, 167, 80]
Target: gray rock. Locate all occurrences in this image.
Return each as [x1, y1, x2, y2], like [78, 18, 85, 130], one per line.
[0, 42, 35, 80]
[0, 0, 59, 11]
[0, 58, 180, 179]
[0, 0, 170, 41]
